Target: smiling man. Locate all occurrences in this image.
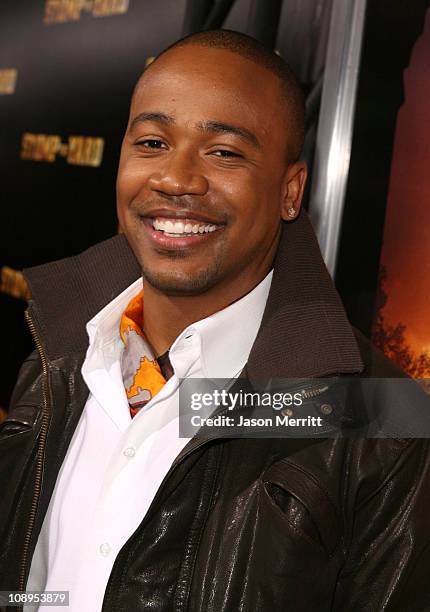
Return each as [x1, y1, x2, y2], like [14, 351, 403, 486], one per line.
[2, 30, 430, 612]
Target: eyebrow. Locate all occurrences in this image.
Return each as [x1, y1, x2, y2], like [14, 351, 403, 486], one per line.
[129, 111, 174, 131]
[197, 120, 260, 148]
[129, 112, 260, 148]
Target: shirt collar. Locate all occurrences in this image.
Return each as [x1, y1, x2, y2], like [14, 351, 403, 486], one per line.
[86, 277, 143, 348]
[85, 271, 273, 379]
[191, 270, 273, 378]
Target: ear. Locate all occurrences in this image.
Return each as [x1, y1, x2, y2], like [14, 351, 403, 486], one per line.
[280, 162, 308, 221]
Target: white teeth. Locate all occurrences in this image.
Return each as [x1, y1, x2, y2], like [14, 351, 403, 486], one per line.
[152, 217, 219, 235]
[173, 221, 185, 233]
[164, 220, 174, 233]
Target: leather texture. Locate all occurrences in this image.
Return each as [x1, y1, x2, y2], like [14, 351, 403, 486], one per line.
[2, 214, 430, 611]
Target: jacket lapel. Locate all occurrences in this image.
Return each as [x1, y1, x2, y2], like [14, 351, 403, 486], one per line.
[247, 212, 363, 380]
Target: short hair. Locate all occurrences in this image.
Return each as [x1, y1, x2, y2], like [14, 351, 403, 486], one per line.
[145, 29, 306, 162]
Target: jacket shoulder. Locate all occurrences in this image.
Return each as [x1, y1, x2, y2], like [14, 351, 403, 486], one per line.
[8, 349, 43, 410]
[23, 234, 141, 361]
[352, 327, 408, 378]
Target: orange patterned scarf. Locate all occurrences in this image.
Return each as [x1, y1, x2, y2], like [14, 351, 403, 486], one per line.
[120, 290, 167, 418]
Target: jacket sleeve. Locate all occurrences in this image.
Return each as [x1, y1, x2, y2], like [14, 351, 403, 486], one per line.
[332, 438, 430, 612]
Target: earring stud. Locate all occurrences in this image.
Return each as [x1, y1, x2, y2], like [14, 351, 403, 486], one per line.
[287, 207, 296, 218]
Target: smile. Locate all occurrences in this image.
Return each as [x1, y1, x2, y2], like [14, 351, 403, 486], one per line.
[139, 215, 224, 250]
[153, 217, 219, 237]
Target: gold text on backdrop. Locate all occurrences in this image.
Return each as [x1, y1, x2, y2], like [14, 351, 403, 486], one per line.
[44, 0, 129, 24]
[20, 134, 105, 167]
[0, 69, 17, 95]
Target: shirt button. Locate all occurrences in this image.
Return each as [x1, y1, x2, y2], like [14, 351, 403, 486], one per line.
[123, 446, 136, 458]
[99, 542, 111, 556]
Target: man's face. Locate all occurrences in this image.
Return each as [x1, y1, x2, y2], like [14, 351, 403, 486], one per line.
[117, 45, 306, 296]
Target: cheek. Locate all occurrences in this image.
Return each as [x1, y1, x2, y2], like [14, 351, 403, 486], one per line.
[117, 161, 143, 199]
[116, 162, 138, 225]
[118, 144, 157, 192]
[117, 163, 150, 224]
[226, 186, 282, 252]
[212, 172, 260, 218]
[224, 179, 279, 229]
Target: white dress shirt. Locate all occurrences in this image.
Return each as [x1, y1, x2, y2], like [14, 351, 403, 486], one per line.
[26, 270, 273, 611]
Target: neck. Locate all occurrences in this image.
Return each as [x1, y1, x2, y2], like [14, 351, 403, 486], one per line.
[142, 268, 271, 357]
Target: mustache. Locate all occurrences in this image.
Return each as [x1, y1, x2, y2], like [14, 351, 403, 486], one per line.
[130, 196, 230, 224]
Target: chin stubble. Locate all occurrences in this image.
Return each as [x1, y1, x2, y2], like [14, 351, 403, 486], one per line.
[141, 252, 223, 296]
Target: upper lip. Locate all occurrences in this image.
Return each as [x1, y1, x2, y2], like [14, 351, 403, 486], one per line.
[139, 208, 225, 225]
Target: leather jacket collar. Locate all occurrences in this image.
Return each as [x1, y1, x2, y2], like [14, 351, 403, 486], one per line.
[24, 211, 363, 378]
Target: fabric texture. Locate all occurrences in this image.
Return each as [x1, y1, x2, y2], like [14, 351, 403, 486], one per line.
[120, 289, 168, 417]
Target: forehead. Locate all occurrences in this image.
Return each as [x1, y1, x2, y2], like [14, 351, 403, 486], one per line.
[130, 46, 285, 137]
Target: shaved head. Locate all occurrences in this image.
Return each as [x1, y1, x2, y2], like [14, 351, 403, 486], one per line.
[136, 29, 306, 162]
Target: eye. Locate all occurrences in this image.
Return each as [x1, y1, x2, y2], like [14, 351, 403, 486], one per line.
[135, 139, 167, 149]
[211, 149, 242, 158]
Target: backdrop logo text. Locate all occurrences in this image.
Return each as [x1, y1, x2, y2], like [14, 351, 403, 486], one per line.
[44, 0, 129, 24]
[21, 133, 105, 167]
[0, 69, 18, 94]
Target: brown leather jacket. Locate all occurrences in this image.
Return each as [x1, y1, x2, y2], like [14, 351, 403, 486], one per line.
[1, 214, 430, 611]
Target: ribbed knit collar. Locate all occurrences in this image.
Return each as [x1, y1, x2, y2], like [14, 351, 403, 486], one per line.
[24, 212, 363, 378]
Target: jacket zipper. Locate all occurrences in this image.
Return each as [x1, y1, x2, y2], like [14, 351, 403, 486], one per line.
[17, 310, 52, 595]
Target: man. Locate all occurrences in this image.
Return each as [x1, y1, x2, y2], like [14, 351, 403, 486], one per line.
[1, 30, 430, 611]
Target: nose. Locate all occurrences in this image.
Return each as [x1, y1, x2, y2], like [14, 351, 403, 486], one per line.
[147, 148, 209, 196]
